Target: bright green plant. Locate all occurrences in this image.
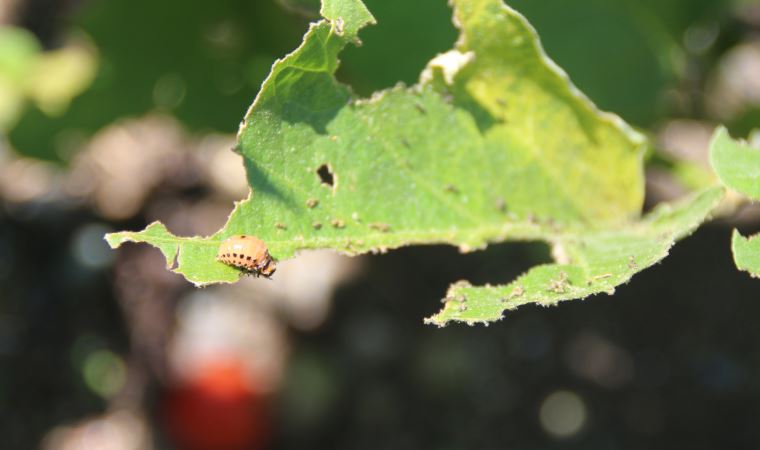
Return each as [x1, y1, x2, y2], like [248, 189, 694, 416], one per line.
[107, 0, 728, 325]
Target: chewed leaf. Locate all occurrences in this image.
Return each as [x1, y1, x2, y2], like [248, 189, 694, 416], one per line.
[732, 230, 760, 278]
[105, 222, 239, 285]
[426, 187, 724, 325]
[107, 0, 722, 324]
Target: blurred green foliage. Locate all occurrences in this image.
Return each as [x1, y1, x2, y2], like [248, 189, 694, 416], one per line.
[0, 27, 40, 130]
[0, 26, 95, 132]
[8, 0, 309, 162]
[508, 0, 732, 126]
[338, 0, 457, 94]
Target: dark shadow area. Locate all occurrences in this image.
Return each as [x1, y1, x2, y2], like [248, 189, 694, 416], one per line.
[337, 0, 458, 97]
[5, 211, 760, 449]
[0, 206, 130, 448]
[274, 225, 760, 450]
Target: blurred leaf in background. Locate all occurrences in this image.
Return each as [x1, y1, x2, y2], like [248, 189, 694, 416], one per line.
[0, 26, 95, 132]
[506, 0, 736, 127]
[0, 27, 40, 129]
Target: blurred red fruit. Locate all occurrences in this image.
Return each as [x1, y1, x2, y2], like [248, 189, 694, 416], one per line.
[161, 358, 271, 450]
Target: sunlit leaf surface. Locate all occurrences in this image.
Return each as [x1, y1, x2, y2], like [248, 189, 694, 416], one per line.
[108, 0, 723, 324]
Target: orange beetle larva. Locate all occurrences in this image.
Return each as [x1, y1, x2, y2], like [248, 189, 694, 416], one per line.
[216, 235, 276, 277]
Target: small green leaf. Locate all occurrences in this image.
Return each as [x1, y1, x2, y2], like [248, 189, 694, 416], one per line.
[709, 125, 760, 200]
[732, 230, 760, 278]
[426, 187, 723, 325]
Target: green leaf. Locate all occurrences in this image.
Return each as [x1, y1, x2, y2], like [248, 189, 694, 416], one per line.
[426, 187, 723, 325]
[709, 126, 760, 200]
[709, 126, 760, 278]
[732, 230, 760, 278]
[107, 0, 721, 323]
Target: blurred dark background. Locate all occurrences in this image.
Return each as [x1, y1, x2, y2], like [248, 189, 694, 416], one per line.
[1, 0, 760, 449]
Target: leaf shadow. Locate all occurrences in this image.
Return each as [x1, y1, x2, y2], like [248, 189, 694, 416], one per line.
[273, 67, 351, 135]
[244, 159, 299, 210]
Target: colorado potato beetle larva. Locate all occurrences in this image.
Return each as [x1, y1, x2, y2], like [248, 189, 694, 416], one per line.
[216, 235, 276, 277]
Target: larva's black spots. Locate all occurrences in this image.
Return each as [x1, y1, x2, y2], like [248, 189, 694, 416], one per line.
[216, 235, 276, 278]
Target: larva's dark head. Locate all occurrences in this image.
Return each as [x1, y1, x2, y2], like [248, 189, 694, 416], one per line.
[258, 258, 276, 278]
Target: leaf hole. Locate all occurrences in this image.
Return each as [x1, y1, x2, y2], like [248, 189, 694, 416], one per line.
[317, 164, 335, 188]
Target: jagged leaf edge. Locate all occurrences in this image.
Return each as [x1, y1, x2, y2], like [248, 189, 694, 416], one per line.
[425, 187, 725, 326]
